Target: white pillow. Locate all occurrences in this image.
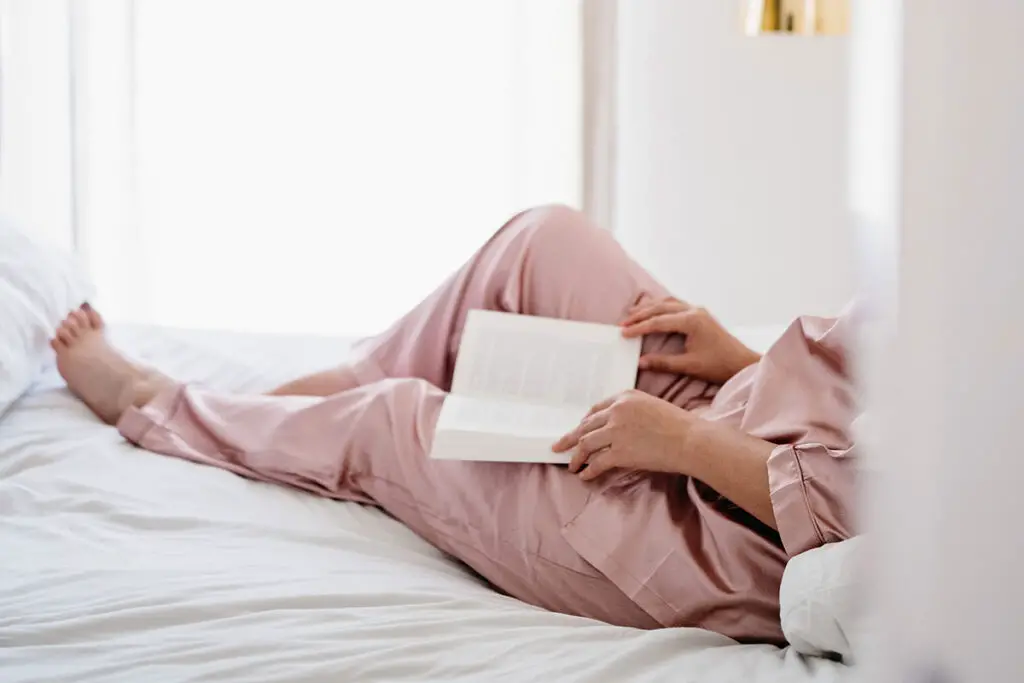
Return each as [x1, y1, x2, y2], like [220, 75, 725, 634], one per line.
[780, 536, 871, 664]
[0, 216, 93, 418]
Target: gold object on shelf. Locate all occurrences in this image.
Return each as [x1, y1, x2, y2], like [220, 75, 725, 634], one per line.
[744, 0, 849, 36]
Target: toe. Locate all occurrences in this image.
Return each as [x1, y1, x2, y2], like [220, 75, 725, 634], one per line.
[50, 337, 63, 351]
[71, 309, 89, 331]
[63, 318, 81, 339]
[82, 303, 103, 329]
[57, 327, 74, 346]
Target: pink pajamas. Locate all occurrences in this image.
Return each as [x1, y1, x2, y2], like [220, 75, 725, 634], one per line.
[117, 206, 857, 644]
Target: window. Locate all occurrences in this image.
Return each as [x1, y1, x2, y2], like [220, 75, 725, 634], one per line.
[74, 0, 582, 335]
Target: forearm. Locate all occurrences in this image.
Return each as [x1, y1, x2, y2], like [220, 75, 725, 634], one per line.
[267, 366, 359, 397]
[682, 420, 777, 529]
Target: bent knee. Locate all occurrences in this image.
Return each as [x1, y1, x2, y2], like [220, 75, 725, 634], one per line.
[502, 204, 612, 257]
[514, 204, 597, 234]
[524, 203, 586, 223]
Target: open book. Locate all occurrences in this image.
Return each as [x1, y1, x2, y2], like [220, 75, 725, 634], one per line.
[429, 310, 642, 464]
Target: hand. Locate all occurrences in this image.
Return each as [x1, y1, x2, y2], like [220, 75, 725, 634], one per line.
[551, 390, 695, 481]
[620, 297, 761, 384]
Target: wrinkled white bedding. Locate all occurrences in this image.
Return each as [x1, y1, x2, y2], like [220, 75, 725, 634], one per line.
[0, 324, 847, 682]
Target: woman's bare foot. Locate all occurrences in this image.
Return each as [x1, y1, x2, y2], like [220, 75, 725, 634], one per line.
[52, 304, 173, 425]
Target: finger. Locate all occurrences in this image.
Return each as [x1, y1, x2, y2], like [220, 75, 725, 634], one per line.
[626, 293, 655, 313]
[625, 297, 661, 316]
[585, 396, 617, 418]
[570, 428, 613, 473]
[552, 432, 577, 453]
[577, 426, 614, 457]
[621, 311, 696, 338]
[621, 313, 678, 337]
[638, 353, 699, 374]
[622, 296, 688, 313]
[551, 423, 584, 452]
[638, 299, 690, 317]
[568, 442, 596, 473]
[621, 303, 664, 326]
[628, 292, 662, 308]
[579, 450, 619, 482]
[552, 410, 610, 453]
[620, 306, 658, 327]
[578, 411, 610, 437]
[621, 300, 690, 326]
[559, 394, 621, 451]
[628, 295, 683, 313]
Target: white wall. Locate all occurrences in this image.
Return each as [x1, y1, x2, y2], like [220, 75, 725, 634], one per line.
[857, 1, 1024, 680]
[613, 0, 854, 327]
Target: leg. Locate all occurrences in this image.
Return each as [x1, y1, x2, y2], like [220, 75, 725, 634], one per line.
[51, 308, 657, 627]
[266, 365, 359, 398]
[351, 205, 715, 409]
[121, 377, 658, 628]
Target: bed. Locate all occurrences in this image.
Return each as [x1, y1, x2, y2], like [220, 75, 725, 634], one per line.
[1, 323, 850, 682]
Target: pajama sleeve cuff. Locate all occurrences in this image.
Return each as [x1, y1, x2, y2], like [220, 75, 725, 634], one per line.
[768, 443, 855, 558]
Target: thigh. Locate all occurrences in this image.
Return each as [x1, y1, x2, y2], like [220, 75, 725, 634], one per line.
[351, 378, 659, 628]
[353, 205, 716, 409]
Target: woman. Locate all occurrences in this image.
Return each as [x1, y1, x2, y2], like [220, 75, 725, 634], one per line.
[52, 205, 857, 644]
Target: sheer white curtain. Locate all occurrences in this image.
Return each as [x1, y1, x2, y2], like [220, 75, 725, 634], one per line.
[0, 0, 75, 250]
[70, 0, 583, 336]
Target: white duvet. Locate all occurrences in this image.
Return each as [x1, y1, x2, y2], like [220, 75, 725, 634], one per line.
[0, 325, 848, 682]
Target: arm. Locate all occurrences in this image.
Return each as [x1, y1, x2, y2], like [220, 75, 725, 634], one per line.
[554, 393, 777, 529]
[554, 391, 858, 555]
[562, 301, 858, 554]
[685, 417, 859, 555]
[684, 419, 778, 529]
[267, 366, 359, 397]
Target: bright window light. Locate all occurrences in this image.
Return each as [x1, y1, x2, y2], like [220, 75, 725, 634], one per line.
[122, 0, 582, 336]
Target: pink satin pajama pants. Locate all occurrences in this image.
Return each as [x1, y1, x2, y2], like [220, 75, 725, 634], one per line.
[117, 206, 716, 629]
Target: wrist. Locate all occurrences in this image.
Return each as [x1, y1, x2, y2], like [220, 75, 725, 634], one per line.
[679, 418, 719, 480]
[741, 348, 765, 368]
[680, 417, 767, 479]
[678, 419, 778, 528]
[730, 346, 762, 379]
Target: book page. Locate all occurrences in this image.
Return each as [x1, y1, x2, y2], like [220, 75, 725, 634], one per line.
[430, 395, 579, 464]
[450, 310, 642, 407]
[437, 394, 584, 439]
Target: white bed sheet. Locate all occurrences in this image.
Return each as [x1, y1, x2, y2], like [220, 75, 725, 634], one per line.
[0, 324, 846, 682]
